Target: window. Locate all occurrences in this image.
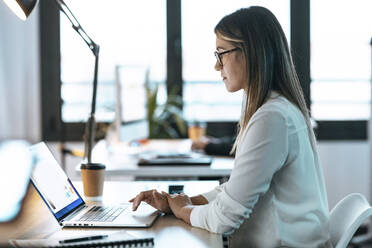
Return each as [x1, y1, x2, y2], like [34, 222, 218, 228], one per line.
[40, 0, 367, 141]
[182, 0, 290, 121]
[309, 0, 371, 139]
[311, 0, 372, 120]
[60, 0, 166, 123]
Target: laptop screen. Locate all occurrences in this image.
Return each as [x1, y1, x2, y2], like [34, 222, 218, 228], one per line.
[29, 143, 84, 221]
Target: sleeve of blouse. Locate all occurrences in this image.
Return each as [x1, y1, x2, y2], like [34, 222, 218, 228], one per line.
[200, 183, 227, 203]
[190, 110, 289, 234]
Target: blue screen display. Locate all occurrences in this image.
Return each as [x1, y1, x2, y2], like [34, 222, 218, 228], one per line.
[54, 179, 84, 220]
[30, 143, 85, 222]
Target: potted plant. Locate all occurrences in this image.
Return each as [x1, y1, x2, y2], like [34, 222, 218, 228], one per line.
[145, 75, 187, 139]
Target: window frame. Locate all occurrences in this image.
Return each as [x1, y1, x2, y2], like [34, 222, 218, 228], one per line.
[39, 0, 366, 141]
[290, 0, 366, 140]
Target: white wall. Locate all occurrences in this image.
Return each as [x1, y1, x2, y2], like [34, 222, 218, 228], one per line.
[318, 141, 370, 209]
[0, 2, 41, 142]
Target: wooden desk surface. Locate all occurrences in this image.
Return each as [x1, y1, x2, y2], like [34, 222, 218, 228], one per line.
[0, 181, 222, 248]
[78, 140, 234, 178]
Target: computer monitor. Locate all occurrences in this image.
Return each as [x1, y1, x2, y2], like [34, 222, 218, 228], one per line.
[114, 65, 149, 142]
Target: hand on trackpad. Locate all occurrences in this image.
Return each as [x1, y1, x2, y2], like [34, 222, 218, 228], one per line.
[130, 202, 158, 216]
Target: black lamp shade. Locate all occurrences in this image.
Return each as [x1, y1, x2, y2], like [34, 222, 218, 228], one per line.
[3, 0, 37, 20]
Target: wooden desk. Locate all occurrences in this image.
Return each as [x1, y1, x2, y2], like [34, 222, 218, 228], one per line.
[77, 140, 234, 179]
[0, 181, 222, 248]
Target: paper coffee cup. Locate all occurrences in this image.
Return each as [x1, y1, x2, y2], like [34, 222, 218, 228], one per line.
[80, 163, 105, 200]
[188, 121, 206, 141]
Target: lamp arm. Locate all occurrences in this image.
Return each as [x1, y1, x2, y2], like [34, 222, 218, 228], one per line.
[54, 0, 99, 56]
[55, 0, 100, 163]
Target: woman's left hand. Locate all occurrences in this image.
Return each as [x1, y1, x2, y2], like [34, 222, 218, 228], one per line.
[162, 192, 194, 224]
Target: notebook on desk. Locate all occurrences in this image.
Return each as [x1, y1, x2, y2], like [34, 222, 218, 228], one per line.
[9, 231, 154, 248]
[137, 152, 212, 166]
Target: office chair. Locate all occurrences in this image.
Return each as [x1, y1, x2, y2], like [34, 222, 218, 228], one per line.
[329, 193, 372, 248]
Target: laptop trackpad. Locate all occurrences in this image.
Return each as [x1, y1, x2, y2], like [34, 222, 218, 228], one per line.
[115, 203, 159, 225]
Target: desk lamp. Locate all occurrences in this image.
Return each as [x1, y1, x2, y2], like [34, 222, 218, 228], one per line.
[3, 0, 102, 169]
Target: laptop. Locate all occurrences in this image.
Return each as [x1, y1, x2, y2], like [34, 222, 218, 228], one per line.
[137, 151, 212, 166]
[29, 142, 160, 227]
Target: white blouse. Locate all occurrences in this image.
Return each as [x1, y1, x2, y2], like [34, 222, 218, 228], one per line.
[190, 92, 331, 247]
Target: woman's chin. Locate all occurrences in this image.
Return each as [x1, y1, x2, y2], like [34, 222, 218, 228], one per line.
[224, 82, 232, 92]
[224, 84, 240, 93]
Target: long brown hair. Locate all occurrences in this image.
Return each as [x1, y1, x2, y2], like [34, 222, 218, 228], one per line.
[215, 6, 316, 153]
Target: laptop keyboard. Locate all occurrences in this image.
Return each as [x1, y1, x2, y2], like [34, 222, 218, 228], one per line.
[78, 206, 127, 222]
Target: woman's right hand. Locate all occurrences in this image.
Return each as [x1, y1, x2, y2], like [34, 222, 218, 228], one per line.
[129, 189, 172, 214]
[191, 136, 210, 150]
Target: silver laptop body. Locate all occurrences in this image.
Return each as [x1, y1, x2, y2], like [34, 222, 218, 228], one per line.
[30, 142, 160, 228]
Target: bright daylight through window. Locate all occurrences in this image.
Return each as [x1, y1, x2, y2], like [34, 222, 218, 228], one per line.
[60, 0, 166, 122]
[182, 0, 290, 121]
[60, 1, 371, 124]
[311, 0, 372, 120]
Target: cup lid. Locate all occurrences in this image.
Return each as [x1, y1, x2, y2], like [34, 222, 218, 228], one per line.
[80, 163, 106, 170]
[188, 120, 206, 127]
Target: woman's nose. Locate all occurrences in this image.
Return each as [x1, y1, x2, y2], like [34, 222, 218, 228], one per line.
[214, 61, 221, 71]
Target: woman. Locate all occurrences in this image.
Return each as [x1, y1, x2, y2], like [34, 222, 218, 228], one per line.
[130, 6, 331, 247]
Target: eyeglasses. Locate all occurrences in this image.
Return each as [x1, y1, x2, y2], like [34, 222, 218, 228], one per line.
[214, 47, 240, 66]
